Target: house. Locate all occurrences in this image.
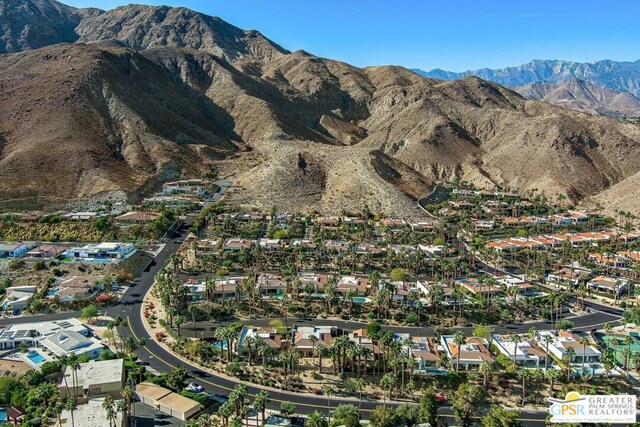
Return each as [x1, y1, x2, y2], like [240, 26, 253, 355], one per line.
[211, 277, 246, 300]
[410, 222, 435, 232]
[257, 273, 288, 297]
[315, 217, 340, 228]
[406, 336, 441, 371]
[0, 241, 35, 258]
[59, 359, 124, 399]
[297, 272, 331, 294]
[440, 335, 493, 370]
[183, 279, 207, 302]
[546, 268, 590, 288]
[60, 397, 122, 427]
[162, 179, 207, 197]
[2, 285, 37, 312]
[380, 218, 408, 229]
[64, 212, 105, 222]
[290, 239, 317, 251]
[237, 326, 284, 354]
[55, 276, 100, 303]
[492, 334, 548, 367]
[114, 211, 160, 225]
[26, 244, 68, 259]
[485, 240, 518, 253]
[418, 244, 445, 257]
[589, 253, 630, 269]
[536, 331, 601, 364]
[335, 276, 368, 297]
[456, 278, 502, 299]
[135, 382, 202, 421]
[587, 276, 628, 297]
[292, 325, 334, 356]
[65, 242, 135, 262]
[473, 219, 495, 231]
[0, 318, 99, 353]
[258, 238, 285, 252]
[416, 281, 456, 303]
[195, 239, 223, 253]
[222, 238, 255, 251]
[40, 330, 104, 359]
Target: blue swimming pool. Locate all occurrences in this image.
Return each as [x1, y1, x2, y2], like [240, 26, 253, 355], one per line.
[27, 350, 46, 364]
[47, 289, 58, 297]
[0, 407, 7, 422]
[352, 297, 370, 303]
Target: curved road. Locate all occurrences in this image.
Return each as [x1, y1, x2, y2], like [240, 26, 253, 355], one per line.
[0, 194, 629, 425]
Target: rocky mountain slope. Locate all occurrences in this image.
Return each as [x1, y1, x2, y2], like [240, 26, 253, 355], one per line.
[1, 0, 640, 215]
[515, 79, 640, 117]
[414, 59, 640, 97]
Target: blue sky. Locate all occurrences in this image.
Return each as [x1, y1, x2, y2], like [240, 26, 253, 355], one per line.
[63, 0, 640, 71]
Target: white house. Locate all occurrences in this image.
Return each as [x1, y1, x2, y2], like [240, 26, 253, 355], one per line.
[536, 330, 601, 364]
[0, 318, 103, 360]
[65, 242, 135, 262]
[492, 334, 548, 367]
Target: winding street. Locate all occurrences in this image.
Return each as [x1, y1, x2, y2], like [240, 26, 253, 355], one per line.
[0, 185, 630, 425]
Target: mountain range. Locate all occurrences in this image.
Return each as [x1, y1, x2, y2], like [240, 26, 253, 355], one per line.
[414, 60, 640, 117]
[2, 0, 640, 216]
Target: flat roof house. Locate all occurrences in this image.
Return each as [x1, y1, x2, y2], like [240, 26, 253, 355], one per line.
[59, 359, 124, 400]
[536, 331, 601, 364]
[65, 242, 135, 262]
[492, 334, 548, 367]
[0, 241, 35, 258]
[60, 397, 122, 427]
[136, 381, 202, 421]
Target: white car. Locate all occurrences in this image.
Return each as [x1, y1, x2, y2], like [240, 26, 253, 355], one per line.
[185, 382, 204, 393]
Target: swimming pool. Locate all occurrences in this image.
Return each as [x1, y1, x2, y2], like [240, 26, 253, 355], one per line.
[352, 297, 370, 303]
[47, 289, 58, 297]
[0, 407, 6, 422]
[27, 350, 46, 364]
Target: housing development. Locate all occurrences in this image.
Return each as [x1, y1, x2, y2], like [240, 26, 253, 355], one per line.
[0, 180, 639, 427]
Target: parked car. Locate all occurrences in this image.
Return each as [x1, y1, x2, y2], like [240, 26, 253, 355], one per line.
[435, 393, 447, 403]
[185, 382, 204, 393]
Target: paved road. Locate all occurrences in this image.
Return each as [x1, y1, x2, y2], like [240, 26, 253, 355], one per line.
[0, 183, 630, 425]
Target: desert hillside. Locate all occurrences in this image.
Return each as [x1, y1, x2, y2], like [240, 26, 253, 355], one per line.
[1, 0, 640, 215]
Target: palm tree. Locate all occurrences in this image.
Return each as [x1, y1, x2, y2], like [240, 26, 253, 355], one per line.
[305, 410, 328, 427]
[309, 334, 318, 371]
[624, 336, 634, 370]
[121, 385, 134, 424]
[65, 398, 77, 427]
[323, 385, 335, 424]
[516, 368, 529, 405]
[102, 395, 116, 427]
[453, 331, 465, 372]
[253, 390, 269, 425]
[67, 354, 81, 400]
[545, 367, 559, 394]
[578, 336, 591, 378]
[565, 347, 576, 382]
[353, 378, 366, 413]
[380, 373, 395, 405]
[542, 334, 554, 369]
[479, 361, 494, 390]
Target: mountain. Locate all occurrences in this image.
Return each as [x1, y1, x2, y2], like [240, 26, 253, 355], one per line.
[414, 59, 640, 99]
[1, 0, 640, 216]
[515, 79, 640, 117]
[0, 42, 237, 207]
[0, 0, 99, 53]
